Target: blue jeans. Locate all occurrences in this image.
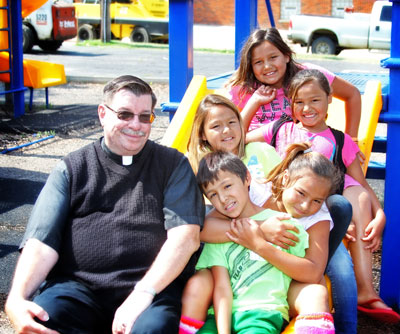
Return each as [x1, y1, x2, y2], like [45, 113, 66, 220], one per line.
[34, 278, 182, 334]
[326, 243, 358, 334]
[326, 194, 352, 263]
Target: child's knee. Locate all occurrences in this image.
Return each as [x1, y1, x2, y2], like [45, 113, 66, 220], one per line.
[182, 269, 213, 304]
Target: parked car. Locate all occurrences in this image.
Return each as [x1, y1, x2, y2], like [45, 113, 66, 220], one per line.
[287, 0, 392, 55]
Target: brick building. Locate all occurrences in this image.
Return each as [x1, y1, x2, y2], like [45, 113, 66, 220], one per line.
[194, 0, 377, 29]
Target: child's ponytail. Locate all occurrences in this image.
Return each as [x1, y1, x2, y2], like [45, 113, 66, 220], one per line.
[267, 142, 341, 201]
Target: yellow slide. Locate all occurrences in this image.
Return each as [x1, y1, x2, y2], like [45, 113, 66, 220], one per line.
[0, 0, 66, 97]
[326, 80, 382, 175]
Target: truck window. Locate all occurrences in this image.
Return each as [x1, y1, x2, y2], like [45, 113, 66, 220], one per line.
[380, 6, 392, 22]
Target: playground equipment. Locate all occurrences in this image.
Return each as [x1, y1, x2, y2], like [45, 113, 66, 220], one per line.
[165, 0, 400, 313]
[0, 0, 67, 116]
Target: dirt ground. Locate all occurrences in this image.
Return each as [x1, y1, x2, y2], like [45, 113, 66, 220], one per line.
[1, 82, 399, 333]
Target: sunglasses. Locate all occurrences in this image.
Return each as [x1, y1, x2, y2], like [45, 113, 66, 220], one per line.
[104, 104, 155, 124]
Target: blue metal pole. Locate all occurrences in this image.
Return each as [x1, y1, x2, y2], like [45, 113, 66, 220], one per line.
[10, 0, 25, 118]
[379, 0, 400, 310]
[168, 0, 193, 119]
[264, 0, 276, 27]
[234, 0, 258, 69]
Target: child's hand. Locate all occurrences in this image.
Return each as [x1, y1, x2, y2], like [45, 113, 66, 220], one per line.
[258, 214, 298, 249]
[345, 221, 356, 243]
[250, 85, 276, 107]
[227, 218, 265, 251]
[362, 217, 386, 252]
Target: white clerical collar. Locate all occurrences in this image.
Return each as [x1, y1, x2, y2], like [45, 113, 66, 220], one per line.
[122, 155, 133, 166]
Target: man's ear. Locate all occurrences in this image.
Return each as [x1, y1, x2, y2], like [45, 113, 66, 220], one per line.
[98, 104, 106, 127]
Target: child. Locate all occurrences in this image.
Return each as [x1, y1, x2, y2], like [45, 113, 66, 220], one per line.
[187, 94, 281, 207]
[246, 68, 400, 325]
[192, 149, 337, 334]
[228, 27, 361, 139]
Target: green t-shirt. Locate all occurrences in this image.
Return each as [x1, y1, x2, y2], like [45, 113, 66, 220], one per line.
[196, 209, 309, 321]
[242, 142, 282, 182]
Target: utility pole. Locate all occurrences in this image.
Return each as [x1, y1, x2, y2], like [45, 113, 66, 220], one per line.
[100, 0, 111, 42]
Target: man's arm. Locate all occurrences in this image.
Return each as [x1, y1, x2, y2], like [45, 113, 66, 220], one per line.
[112, 154, 203, 334]
[211, 266, 232, 334]
[5, 239, 59, 334]
[112, 224, 200, 334]
[6, 161, 70, 334]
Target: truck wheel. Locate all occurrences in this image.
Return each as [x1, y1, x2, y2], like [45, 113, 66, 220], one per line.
[37, 40, 63, 52]
[311, 37, 336, 55]
[130, 27, 149, 43]
[78, 24, 95, 41]
[22, 24, 35, 53]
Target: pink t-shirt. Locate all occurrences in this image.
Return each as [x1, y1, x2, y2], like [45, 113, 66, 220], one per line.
[229, 63, 335, 131]
[261, 122, 360, 189]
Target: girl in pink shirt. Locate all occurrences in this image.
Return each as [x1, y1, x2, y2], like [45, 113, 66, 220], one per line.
[228, 28, 361, 139]
[246, 69, 399, 323]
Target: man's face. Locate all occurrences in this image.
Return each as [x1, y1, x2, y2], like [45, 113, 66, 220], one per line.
[98, 89, 153, 156]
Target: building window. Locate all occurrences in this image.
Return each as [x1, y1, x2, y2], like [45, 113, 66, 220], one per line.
[280, 0, 300, 21]
[332, 0, 353, 17]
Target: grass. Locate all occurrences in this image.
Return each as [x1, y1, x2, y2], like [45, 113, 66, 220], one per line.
[75, 39, 235, 54]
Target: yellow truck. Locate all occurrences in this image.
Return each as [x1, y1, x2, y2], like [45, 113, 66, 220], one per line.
[73, 0, 168, 43]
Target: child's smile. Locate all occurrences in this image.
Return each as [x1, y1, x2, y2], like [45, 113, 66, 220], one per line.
[202, 106, 242, 154]
[293, 80, 331, 133]
[251, 41, 289, 88]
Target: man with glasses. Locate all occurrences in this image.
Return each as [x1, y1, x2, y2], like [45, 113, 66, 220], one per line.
[5, 75, 204, 334]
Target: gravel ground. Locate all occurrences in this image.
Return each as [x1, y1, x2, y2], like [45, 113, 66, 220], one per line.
[1, 82, 399, 333]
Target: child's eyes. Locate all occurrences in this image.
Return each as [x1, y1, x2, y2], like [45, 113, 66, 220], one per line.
[313, 199, 322, 204]
[209, 193, 216, 199]
[296, 190, 305, 196]
[224, 184, 232, 190]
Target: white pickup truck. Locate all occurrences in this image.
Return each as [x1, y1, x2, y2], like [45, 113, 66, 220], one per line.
[287, 1, 392, 55]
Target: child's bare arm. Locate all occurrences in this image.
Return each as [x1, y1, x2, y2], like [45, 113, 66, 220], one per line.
[346, 155, 386, 251]
[211, 266, 232, 334]
[241, 86, 276, 131]
[245, 126, 267, 144]
[227, 218, 329, 283]
[331, 76, 361, 138]
[202, 209, 297, 248]
[200, 209, 232, 243]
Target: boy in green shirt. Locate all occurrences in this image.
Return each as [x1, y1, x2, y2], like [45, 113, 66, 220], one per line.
[195, 151, 309, 334]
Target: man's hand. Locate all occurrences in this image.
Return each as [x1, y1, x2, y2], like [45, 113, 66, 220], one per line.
[5, 297, 59, 334]
[258, 214, 298, 249]
[112, 290, 154, 334]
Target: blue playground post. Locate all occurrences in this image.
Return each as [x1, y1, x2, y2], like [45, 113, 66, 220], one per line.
[167, 0, 193, 120]
[379, 0, 400, 310]
[0, 0, 25, 118]
[234, 0, 258, 68]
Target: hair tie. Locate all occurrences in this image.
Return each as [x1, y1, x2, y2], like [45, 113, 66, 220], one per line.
[304, 148, 312, 154]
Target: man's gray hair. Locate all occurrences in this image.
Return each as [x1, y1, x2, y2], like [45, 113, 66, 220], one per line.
[102, 75, 157, 109]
